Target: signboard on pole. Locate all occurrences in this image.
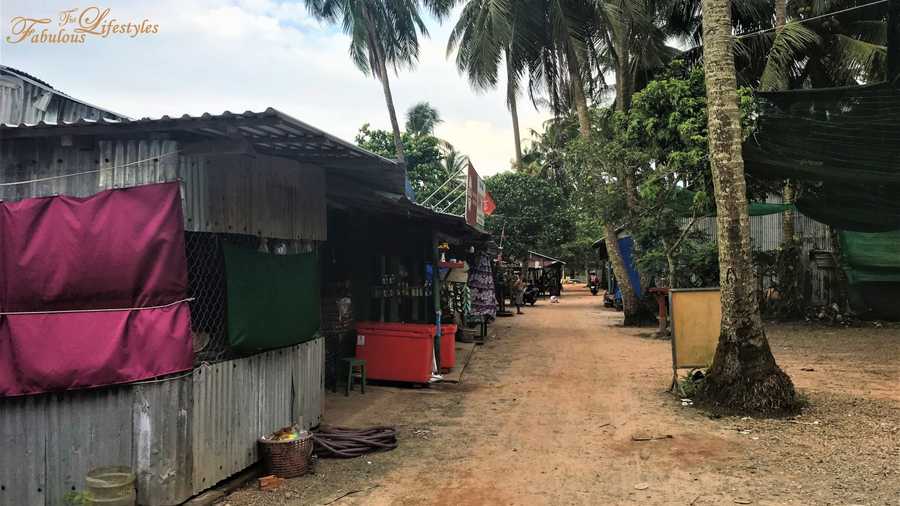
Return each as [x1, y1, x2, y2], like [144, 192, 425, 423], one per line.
[465, 162, 486, 228]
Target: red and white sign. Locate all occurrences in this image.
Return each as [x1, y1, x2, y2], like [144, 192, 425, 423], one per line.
[465, 162, 486, 228]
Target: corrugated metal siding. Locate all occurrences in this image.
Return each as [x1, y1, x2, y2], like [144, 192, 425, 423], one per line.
[0, 138, 327, 241]
[0, 338, 324, 506]
[683, 211, 835, 304]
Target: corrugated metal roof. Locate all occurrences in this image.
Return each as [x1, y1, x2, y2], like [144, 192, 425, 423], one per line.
[0, 64, 129, 121]
[0, 107, 406, 193]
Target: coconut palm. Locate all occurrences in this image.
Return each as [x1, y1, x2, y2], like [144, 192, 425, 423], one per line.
[447, 0, 537, 168]
[304, 0, 454, 162]
[697, 0, 798, 414]
[406, 101, 443, 136]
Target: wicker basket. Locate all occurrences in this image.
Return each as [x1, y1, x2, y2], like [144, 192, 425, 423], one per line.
[258, 433, 313, 478]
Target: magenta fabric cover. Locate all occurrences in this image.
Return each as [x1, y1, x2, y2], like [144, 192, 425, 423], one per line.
[0, 304, 192, 396]
[0, 183, 187, 312]
[0, 183, 192, 397]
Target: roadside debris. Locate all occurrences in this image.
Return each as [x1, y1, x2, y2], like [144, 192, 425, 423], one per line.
[631, 434, 674, 442]
[257, 475, 284, 492]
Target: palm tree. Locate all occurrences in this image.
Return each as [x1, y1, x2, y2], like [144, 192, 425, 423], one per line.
[304, 0, 454, 163]
[697, 0, 798, 414]
[447, 0, 534, 168]
[406, 101, 443, 136]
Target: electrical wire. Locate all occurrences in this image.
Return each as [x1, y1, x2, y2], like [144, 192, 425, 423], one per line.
[0, 297, 194, 316]
[0, 150, 181, 186]
[734, 0, 889, 39]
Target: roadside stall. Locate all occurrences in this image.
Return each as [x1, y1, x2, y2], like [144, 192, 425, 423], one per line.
[321, 188, 491, 386]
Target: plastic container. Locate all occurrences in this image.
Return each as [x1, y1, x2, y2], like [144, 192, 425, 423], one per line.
[355, 331, 433, 383]
[85, 466, 136, 506]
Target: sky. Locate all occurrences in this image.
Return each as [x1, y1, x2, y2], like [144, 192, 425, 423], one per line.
[1, 0, 551, 176]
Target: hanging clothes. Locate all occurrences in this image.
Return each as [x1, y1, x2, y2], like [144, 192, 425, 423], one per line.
[467, 253, 497, 318]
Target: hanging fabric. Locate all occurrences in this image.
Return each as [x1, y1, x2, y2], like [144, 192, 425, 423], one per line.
[468, 253, 497, 318]
[0, 182, 192, 397]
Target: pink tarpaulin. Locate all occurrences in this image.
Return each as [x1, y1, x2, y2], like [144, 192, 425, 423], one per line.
[0, 183, 192, 397]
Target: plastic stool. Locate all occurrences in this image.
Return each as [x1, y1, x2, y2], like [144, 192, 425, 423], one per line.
[342, 357, 366, 396]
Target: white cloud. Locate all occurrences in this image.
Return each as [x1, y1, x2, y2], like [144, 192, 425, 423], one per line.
[1, 0, 550, 176]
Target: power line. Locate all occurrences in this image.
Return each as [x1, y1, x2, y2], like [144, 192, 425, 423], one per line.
[734, 0, 889, 40]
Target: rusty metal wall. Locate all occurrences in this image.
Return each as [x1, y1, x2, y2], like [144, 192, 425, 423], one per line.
[0, 137, 327, 241]
[684, 212, 834, 304]
[0, 338, 323, 506]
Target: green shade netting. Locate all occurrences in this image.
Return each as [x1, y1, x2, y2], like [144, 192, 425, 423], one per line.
[223, 243, 320, 354]
[743, 82, 900, 232]
[672, 189, 792, 217]
[839, 230, 900, 284]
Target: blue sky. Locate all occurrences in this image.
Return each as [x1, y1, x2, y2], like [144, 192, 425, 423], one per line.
[1, 1, 551, 175]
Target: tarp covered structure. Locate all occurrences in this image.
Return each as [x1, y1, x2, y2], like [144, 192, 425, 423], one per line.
[743, 80, 900, 315]
[0, 183, 192, 396]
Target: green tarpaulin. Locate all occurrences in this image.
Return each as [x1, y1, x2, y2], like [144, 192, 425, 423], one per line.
[839, 230, 900, 284]
[223, 243, 320, 354]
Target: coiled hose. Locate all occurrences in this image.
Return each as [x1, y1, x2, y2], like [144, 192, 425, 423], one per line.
[313, 426, 398, 458]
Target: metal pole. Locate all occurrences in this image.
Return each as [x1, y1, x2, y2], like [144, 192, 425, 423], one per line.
[431, 232, 442, 372]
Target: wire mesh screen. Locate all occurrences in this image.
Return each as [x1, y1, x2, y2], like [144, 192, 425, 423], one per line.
[185, 232, 229, 363]
[185, 231, 260, 363]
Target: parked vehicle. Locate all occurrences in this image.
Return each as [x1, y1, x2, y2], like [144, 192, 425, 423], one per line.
[523, 284, 540, 306]
[588, 271, 601, 296]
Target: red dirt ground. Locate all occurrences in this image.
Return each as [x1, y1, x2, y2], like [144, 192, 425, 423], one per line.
[225, 286, 900, 506]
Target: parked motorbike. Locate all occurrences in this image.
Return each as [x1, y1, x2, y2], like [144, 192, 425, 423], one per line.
[588, 272, 601, 296]
[523, 284, 539, 306]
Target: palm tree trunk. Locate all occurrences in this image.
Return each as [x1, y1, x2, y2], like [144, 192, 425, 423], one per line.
[697, 0, 798, 414]
[377, 57, 406, 163]
[775, 0, 795, 247]
[567, 41, 641, 323]
[506, 50, 523, 169]
[604, 223, 640, 324]
[363, 8, 405, 163]
[565, 43, 591, 138]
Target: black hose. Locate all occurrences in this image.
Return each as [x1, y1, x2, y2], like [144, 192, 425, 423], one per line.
[313, 426, 398, 458]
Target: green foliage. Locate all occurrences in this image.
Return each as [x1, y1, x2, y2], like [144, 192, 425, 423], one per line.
[561, 61, 769, 288]
[63, 491, 92, 506]
[406, 102, 442, 136]
[356, 123, 465, 213]
[484, 172, 574, 261]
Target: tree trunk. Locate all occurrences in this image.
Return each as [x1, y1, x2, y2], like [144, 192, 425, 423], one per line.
[697, 0, 798, 415]
[604, 223, 641, 325]
[506, 50, 523, 169]
[364, 9, 405, 163]
[377, 58, 406, 163]
[775, 0, 795, 247]
[565, 43, 591, 137]
[614, 47, 632, 113]
[774, 0, 786, 32]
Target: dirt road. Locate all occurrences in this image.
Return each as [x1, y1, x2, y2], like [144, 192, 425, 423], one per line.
[226, 286, 900, 506]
